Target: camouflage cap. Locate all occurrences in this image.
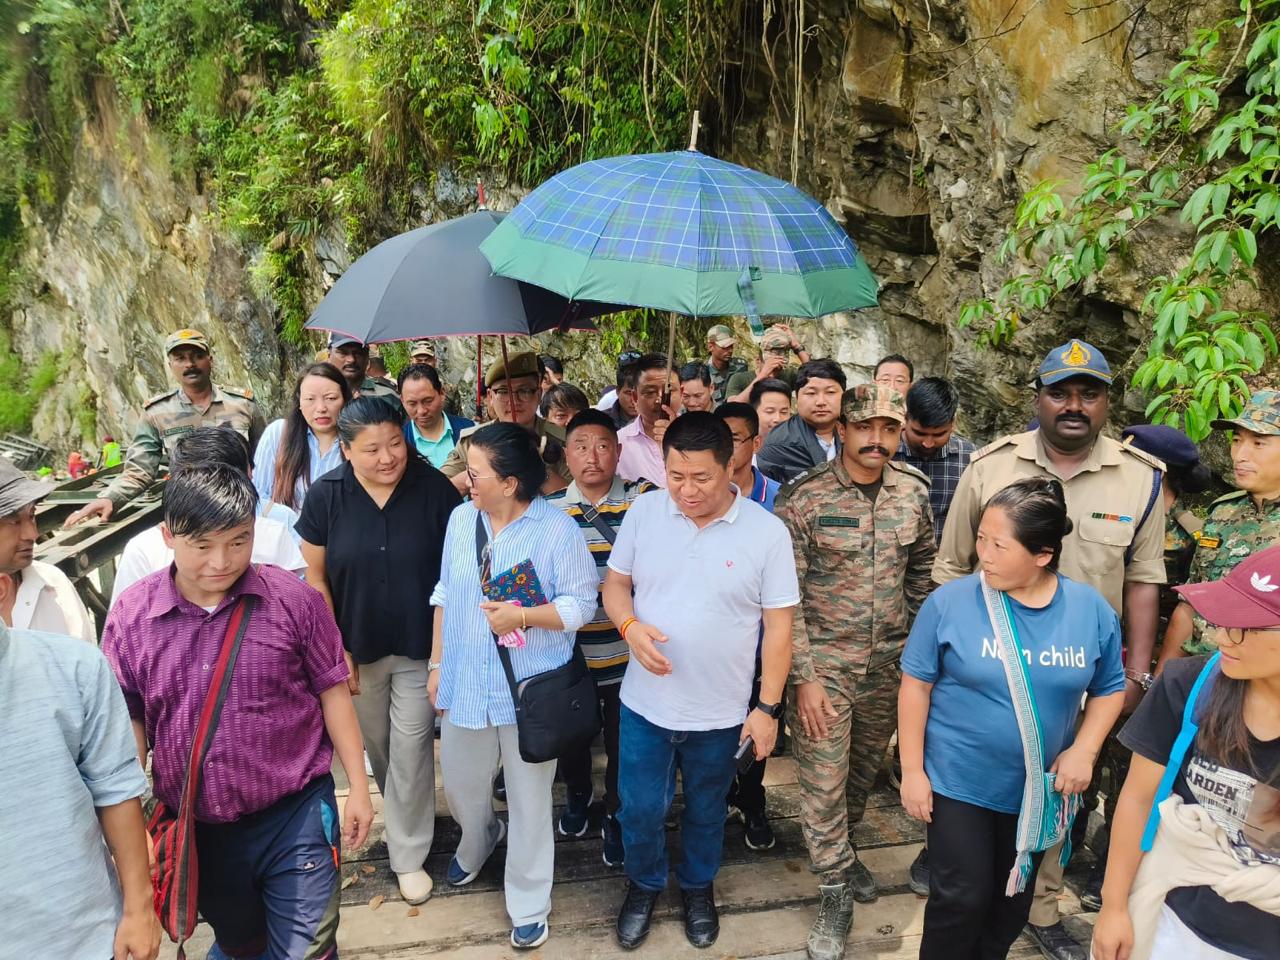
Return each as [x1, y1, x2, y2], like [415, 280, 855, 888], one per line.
[1211, 389, 1280, 436]
[1036, 338, 1112, 387]
[841, 384, 906, 424]
[409, 339, 437, 359]
[760, 327, 792, 351]
[164, 328, 210, 355]
[706, 324, 736, 348]
[485, 350, 541, 387]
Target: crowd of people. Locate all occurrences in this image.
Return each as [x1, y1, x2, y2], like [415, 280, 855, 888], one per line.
[1, 323, 1277, 960]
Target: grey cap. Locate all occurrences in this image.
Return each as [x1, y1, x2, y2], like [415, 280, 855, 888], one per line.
[0, 458, 54, 516]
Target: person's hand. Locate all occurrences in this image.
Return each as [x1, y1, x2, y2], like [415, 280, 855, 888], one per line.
[773, 322, 802, 351]
[1049, 743, 1097, 795]
[758, 353, 786, 379]
[1090, 903, 1134, 960]
[623, 621, 671, 676]
[112, 904, 161, 960]
[741, 708, 778, 760]
[427, 665, 441, 710]
[342, 786, 374, 851]
[65, 497, 114, 527]
[1122, 681, 1145, 715]
[653, 418, 672, 445]
[344, 651, 360, 696]
[794, 680, 837, 740]
[480, 600, 525, 636]
[900, 769, 933, 823]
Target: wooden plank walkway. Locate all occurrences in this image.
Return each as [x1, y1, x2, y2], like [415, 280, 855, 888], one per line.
[166, 747, 1099, 959]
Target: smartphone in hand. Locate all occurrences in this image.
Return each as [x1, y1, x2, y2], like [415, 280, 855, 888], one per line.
[734, 736, 756, 773]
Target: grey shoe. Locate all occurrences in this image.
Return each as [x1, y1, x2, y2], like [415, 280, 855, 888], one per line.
[806, 882, 856, 960]
[845, 855, 879, 903]
[1026, 921, 1088, 960]
[907, 846, 930, 897]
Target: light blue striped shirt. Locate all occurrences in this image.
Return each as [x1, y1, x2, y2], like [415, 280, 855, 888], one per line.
[431, 498, 598, 730]
[252, 418, 346, 511]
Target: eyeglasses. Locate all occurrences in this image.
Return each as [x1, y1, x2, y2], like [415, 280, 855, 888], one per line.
[490, 386, 539, 401]
[1221, 626, 1280, 646]
[466, 469, 498, 483]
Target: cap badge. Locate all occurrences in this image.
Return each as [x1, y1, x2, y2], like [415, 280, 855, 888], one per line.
[1061, 340, 1090, 367]
[1250, 572, 1278, 593]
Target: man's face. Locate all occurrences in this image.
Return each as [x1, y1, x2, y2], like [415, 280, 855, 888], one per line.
[332, 344, 369, 385]
[680, 378, 713, 413]
[1035, 376, 1108, 452]
[401, 376, 446, 433]
[616, 386, 638, 418]
[0, 502, 38, 574]
[167, 346, 213, 393]
[874, 362, 911, 395]
[666, 448, 731, 521]
[485, 375, 541, 428]
[754, 390, 791, 439]
[411, 351, 435, 368]
[840, 417, 903, 475]
[722, 417, 760, 475]
[632, 368, 678, 425]
[1230, 427, 1280, 496]
[708, 340, 734, 366]
[796, 377, 843, 431]
[566, 425, 620, 489]
[903, 418, 955, 458]
[162, 518, 254, 596]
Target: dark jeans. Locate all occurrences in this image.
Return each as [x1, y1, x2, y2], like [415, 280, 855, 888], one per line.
[921, 792, 1045, 960]
[558, 680, 622, 812]
[618, 702, 739, 891]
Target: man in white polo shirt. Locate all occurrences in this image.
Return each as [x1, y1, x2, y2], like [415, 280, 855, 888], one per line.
[603, 412, 799, 951]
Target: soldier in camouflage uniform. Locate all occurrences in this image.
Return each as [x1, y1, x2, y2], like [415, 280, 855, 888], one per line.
[65, 329, 265, 526]
[1157, 390, 1280, 665]
[775, 385, 935, 960]
[327, 333, 401, 406]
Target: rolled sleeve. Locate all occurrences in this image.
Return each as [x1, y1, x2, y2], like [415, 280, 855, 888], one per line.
[1124, 484, 1168, 584]
[933, 463, 981, 583]
[78, 652, 148, 807]
[298, 588, 350, 694]
[550, 525, 601, 632]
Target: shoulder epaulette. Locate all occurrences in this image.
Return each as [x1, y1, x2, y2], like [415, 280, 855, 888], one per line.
[457, 424, 482, 441]
[143, 388, 178, 408]
[1118, 442, 1164, 472]
[888, 459, 931, 488]
[1210, 489, 1250, 508]
[219, 384, 257, 401]
[970, 434, 1019, 462]
[779, 461, 831, 497]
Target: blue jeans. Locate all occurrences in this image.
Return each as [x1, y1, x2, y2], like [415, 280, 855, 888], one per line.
[618, 703, 740, 891]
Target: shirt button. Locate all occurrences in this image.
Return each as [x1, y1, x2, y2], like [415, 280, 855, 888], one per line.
[380, 546, 386, 551]
[1104, 537, 1112, 543]
[203, 664, 210, 671]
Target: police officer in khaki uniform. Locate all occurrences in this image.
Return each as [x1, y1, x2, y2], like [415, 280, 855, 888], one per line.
[933, 339, 1166, 960]
[65, 329, 266, 526]
[327, 333, 401, 405]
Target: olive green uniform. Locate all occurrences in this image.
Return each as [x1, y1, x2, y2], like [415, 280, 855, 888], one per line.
[438, 416, 571, 484]
[357, 376, 401, 407]
[707, 356, 747, 405]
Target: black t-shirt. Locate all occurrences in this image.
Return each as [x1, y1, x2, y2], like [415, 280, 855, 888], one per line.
[1120, 656, 1280, 959]
[296, 457, 462, 664]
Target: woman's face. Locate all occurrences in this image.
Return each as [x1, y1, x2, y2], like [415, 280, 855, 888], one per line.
[466, 444, 517, 512]
[299, 375, 345, 435]
[342, 422, 408, 486]
[976, 505, 1052, 591]
[1213, 626, 1280, 680]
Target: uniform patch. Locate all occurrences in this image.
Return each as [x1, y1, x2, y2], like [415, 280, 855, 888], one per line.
[1090, 512, 1133, 523]
[818, 516, 859, 528]
[1196, 534, 1222, 549]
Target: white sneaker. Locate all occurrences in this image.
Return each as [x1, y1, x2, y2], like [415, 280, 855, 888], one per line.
[397, 869, 434, 905]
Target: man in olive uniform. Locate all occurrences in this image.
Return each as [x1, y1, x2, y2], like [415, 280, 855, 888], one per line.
[65, 329, 265, 526]
[704, 324, 748, 405]
[775, 385, 935, 960]
[327, 333, 400, 404]
[934, 339, 1166, 960]
[724, 324, 812, 402]
[440, 351, 571, 494]
[1157, 389, 1280, 666]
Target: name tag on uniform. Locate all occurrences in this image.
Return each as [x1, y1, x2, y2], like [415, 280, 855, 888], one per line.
[818, 516, 859, 528]
[1196, 533, 1221, 549]
[1090, 512, 1133, 523]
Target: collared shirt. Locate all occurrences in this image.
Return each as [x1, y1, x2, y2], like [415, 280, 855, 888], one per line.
[439, 417, 572, 483]
[10, 560, 95, 642]
[102, 564, 349, 823]
[252, 418, 346, 511]
[296, 458, 461, 664]
[707, 356, 748, 404]
[617, 417, 667, 488]
[544, 476, 653, 685]
[410, 420, 457, 469]
[610, 488, 800, 731]
[895, 433, 977, 544]
[430, 498, 598, 730]
[748, 466, 780, 512]
[0, 621, 148, 960]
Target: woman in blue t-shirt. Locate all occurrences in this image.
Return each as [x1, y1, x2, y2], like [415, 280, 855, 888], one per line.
[899, 476, 1126, 959]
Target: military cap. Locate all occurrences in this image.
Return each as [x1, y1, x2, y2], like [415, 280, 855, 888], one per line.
[485, 351, 541, 387]
[841, 384, 905, 423]
[706, 324, 735, 348]
[409, 339, 437, 359]
[1176, 543, 1280, 628]
[760, 327, 792, 351]
[164, 328, 210, 355]
[0, 458, 54, 516]
[1121, 424, 1201, 468]
[1211, 389, 1280, 436]
[1036, 338, 1112, 386]
[327, 332, 365, 350]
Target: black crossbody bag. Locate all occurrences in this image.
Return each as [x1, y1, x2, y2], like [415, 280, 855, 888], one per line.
[475, 512, 600, 763]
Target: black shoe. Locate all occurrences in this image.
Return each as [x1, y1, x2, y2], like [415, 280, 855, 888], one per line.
[845, 856, 879, 903]
[907, 846, 930, 897]
[602, 813, 625, 867]
[743, 808, 775, 851]
[1079, 863, 1105, 912]
[615, 883, 660, 950]
[492, 769, 506, 802]
[680, 884, 719, 948]
[557, 790, 593, 837]
[1026, 921, 1088, 960]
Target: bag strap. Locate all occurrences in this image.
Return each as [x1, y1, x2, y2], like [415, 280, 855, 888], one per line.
[1140, 652, 1220, 851]
[474, 512, 523, 711]
[1126, 467, 1164, 565]
[580, 502, 617, 545]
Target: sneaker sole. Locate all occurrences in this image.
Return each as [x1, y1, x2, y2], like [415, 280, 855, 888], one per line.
[744, 834, 776, 851]
[603, 853, 624, 867]
[511, 926, 549, 949]
[557, 819, 590, 838]
[908, 878, 930, 898]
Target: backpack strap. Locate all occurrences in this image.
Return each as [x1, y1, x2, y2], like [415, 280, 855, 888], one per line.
[1126, 466, 1164, 566]
[579, 502, 617, 545]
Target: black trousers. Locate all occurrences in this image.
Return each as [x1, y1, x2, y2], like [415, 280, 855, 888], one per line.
[920, 793, 1045, 960]
[558, 680, 622, 813]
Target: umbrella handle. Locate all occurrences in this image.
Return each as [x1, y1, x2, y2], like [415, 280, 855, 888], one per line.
[663, 313, 678, 409]
[476, 336, 484, 413]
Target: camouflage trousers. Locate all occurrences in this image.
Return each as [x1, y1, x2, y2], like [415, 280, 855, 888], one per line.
[788, 665, 899, 881]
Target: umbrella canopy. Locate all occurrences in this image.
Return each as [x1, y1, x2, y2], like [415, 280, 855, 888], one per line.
[480, 150, 879, 319]
[305, 210, 618, 343]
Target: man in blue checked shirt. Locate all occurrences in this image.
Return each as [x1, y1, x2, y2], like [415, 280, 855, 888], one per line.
[893, 377, 975, 546]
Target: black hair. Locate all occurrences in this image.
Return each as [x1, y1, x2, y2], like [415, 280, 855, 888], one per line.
[565, 408, 618, 438]
[468, 422, 547, 502]
[905, 376, 959, 427]
[875, 353, 914, 380]
[274, 362, 351, 510]
[982, 476, 1074, 570]
[678, 362, 712, 387]
[715, 401, 760, 437]
[171, 426, 251, 475]
[749, 377, 793, 406]
[539, 355, 564, 377]
[618, 362, 643, 391]
[367, 356, 388, 375]
[662, 411, 734, 468]
[543, 382, 589, 416]
[634, 352, 670, 376]
[1168, 461, 1214, 498]
[616, 351, 642, 388]
[398, 362, 443, 393]
[163, 464, 258, 539]
[795, 359, 847, 392]
[337, 395, 406, 446]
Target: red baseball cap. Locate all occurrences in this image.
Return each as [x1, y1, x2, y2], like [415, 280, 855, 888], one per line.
[1174, 544, 1280, 629]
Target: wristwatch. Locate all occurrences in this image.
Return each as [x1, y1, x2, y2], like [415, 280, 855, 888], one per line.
[1124, 668, 1153, 691]
[755, 700, 782, 718]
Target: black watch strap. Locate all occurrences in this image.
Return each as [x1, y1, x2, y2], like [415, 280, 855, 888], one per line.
[755, 700, 781, 718]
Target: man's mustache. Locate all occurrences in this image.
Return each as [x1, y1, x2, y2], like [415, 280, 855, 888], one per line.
[1056, 413, 1089, 423]
[858, 445, 891, 456]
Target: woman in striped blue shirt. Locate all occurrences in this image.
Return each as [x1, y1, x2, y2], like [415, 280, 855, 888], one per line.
[429, 422, 597, 951]
[253, 362, 350, 510]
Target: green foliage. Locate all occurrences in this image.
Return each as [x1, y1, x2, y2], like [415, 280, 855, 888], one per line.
[958, 1, 1280, 440]
[0, 332, 60, 433]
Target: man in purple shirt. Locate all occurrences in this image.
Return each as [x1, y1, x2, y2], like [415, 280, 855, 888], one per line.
[104, 465, 373, 960]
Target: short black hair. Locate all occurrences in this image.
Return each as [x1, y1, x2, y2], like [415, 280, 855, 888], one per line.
[678, 362, 712, 387]
[662, 411, 734, 468]
[983, 476, 1073, 571]
[565, 408, 618, 438]
[398, 362, 443, 393]
[715, 402, 759, 437]
[749, 378, 793, 407]
[163, 464, 258, 539]
[634, 353, 670, 377]
[543, 382, 589, 416]
[795, 359, 847, 392]
[338, 395, 406, 446]
[539, 354, 564, 377]
[875, 354, 914, 380]
[616, 351, 642, 388]
[468, 422, 547, 502]
[905, 377, 960, 428]
[170, 427, 251, 475]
